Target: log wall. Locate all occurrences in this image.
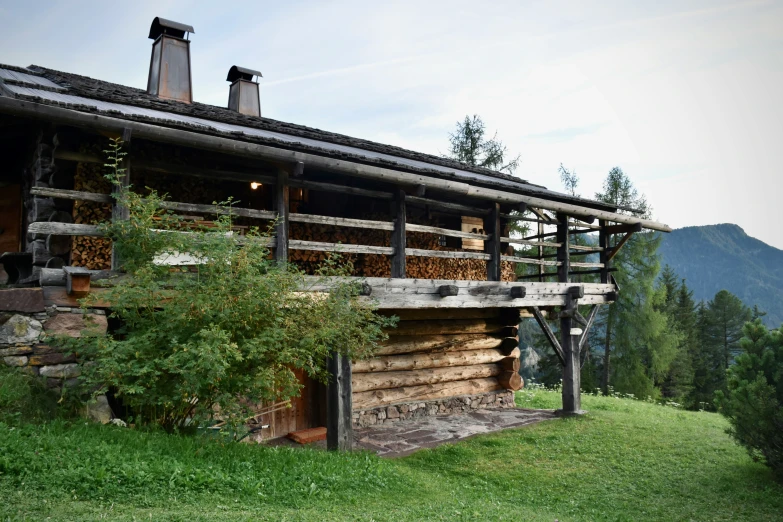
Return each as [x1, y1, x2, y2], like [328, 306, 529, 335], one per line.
[351, 308, 523, 426]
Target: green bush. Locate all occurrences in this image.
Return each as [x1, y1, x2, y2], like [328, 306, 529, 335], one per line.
[60, 139, 394, 432]
[715, 319, 783, 480]
[0, 366, 59, 425]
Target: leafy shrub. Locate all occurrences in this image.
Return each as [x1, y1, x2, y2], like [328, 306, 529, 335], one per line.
[0, 366, 59, 424]
[61, 139, 394, 431]
[715, 320, 783, 480]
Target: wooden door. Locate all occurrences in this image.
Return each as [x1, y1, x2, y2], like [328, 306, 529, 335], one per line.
[0, 184, 22, 253]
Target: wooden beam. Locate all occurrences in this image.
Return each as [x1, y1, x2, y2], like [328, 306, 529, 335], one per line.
[2, 96, 672, 232]
[556, 213, 570, 283]
[599, 219, 610, 284]
[603, 222, 643, 235]
[486, 202, 501, 281]
[578, 305, 599, 352]
[352, 363, 501, 393]
[532, 306, 564, 365]
[352, 377, 502, 411]
[275, 170, 289, 266]
[405, 248, 490, 260]
[606, 231, 635, 262]
[326, 352, 352, 451]
[407, 223, 489, 241]
[391, 189, 406, 278]
[28, 222, 103, 237]
[289, 240, 393, 255]
[352, 347, 519, 373]
[289, 214, 394, 231]
[290, 178, 392, 200]
[406, 195, 488, 217]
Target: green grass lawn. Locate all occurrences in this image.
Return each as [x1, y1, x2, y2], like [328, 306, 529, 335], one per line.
[1, 388, 781, 521]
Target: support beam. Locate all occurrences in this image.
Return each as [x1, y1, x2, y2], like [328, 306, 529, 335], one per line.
[111, 155, 131, 270]
[0, 97, 671, 232]
[391, 189, 406, 278]
[606, 231, 635, 262]
[275, 170, 289, 266]
[486, 202, 501, 281]
[577, 305, 599, 351]
[531, 306, 564, 365]
[326, 352, 352, 451]
[603, 222, 643, 235]
[557, 213, 582, 414]
[599, 219, 610, 283]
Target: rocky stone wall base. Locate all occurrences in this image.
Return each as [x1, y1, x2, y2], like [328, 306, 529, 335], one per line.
[0, 306, 107, 391]
[352, 390, 516, 428]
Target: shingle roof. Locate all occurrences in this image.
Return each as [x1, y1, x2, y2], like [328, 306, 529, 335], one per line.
[0, 62, 633, 213]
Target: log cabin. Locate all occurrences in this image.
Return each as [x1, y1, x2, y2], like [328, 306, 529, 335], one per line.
[0, 17, 671, 449]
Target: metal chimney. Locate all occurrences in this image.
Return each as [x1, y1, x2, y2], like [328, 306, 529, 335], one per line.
[226, 65, 262, 117]
[147, 17, 195, 103]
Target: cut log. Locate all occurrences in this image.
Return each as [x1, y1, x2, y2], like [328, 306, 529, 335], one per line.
[390, 319, 507, 336]
[352, 377, 503, 410]
[375, 334, 503, 356]
[499, 356, 521, 372]
[379, 308, 502, 322]
[352, 347, 520, 373]
[352, 363, 501, 393]
[498, 371, 523, 391]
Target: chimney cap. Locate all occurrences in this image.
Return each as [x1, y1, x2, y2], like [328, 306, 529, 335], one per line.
[227, 65, 262, 83]
[148, 17, 195, 40]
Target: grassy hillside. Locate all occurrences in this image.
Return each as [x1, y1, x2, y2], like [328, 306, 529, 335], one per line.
[2, 389, 781, 521]
[659, 224, 783, 327]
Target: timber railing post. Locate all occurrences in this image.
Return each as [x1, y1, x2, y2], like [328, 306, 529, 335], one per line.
[557, 213, 582, 414]
[326, 351, 353, 451]
[391, 189, 406, 278]
[486, 202, 501, 281]
[598, 219, 609, 284]
[111, 136, 131, 271]
[275, 169, 289, 267]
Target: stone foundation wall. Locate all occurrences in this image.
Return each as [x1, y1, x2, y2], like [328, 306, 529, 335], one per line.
[352, 390, 516, 428]
[0, 306, 107, 390]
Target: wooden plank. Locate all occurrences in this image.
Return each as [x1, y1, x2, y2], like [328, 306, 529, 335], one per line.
[289, 240, 393, 255]
[486, 202, 501, 281]
[2, 96, 672, 232]
[289, 213, 394, 231]
[391, 319, 508, 336]
[42, 286, 111, 308]
[406, 223, 489, 241]
[30, 187, 112, 204]
[532, 306, 564, 365]
[289, 178, 393, 200]
[378, 308, 501, 321]
[275, 170, 289, 266]
[405, 248, 491, 260]
[375, 334, 509, 355]
[500, 256, 561, 266]
[569, 261, 604, 268]
[31, 187, 277, 221]
[326, 352, 352, 451]
[406, 195, 488, 217]
[391, 190, 406, 278]
[28, 222, 103, 237]
[0, 288, 45, 313]
[501, 237, 562, 248]
[352, 377, 502, 411]
[352, 347, 518, 373]
[352, 363, 501, 393]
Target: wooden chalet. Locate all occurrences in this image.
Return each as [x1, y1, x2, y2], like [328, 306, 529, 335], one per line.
[0, 18, 671, 449]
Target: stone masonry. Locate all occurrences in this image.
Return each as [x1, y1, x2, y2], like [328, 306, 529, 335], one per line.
[352, 390, 516, 428]
[0, 307, 107, 390]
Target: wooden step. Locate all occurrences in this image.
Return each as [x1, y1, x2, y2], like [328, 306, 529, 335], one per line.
[287, 427, 327, 444]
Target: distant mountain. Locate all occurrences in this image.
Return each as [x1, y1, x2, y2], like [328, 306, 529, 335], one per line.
[658, 224, 783, 327]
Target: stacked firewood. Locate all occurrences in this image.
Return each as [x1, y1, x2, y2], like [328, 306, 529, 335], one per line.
[71, 153, 113, 270]
[288, 222, 514, 281]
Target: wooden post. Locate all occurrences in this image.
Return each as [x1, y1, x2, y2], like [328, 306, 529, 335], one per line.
[538, 219, 545, 282]
[110, 155, 131, 270]
[326, 351, 353, 451]
[486, 202, 501, 281]
[598, 219, 609, 284]
[275, 170, 289, 266]
[557, 213, 581, 414]
[391, 189, 406, 278]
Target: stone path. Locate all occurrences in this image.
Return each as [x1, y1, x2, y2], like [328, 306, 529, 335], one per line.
[353, 408, 558, 457]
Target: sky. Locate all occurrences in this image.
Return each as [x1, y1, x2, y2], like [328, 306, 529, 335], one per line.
[1, 0, 782, 247]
